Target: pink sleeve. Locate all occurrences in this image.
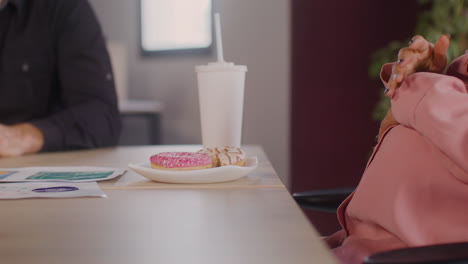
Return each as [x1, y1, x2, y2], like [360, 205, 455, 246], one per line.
[323, 229, 347, 248]
[391, 72, 468, 178]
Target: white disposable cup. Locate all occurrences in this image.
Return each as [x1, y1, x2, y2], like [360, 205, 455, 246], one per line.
[196, 62, 247, 148]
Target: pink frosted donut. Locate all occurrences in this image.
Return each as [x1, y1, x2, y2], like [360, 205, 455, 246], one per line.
[150, 152, 213, 171]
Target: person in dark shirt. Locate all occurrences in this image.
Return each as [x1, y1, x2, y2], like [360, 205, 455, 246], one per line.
[0, 0, 121, 157]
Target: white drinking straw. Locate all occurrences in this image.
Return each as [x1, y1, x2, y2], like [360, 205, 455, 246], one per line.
[214, 13, 225, 62]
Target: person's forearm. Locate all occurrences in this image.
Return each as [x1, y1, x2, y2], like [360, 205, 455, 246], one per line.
[30, 101, 121, 152]
[44, 0, 121, 152]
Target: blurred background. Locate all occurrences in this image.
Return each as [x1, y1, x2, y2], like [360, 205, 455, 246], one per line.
[89, 0, 466, 235]
[90, 0, 290, 189]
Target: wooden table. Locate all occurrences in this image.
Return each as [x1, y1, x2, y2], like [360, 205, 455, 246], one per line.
[0, 146, 338, 264]
[0, 145, 284, 190]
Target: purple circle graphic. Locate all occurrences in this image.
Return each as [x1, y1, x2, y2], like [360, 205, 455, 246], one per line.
[32, 186, 79, 193]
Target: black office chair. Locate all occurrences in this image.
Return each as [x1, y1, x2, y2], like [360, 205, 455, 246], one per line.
[293, 189, 468, 264]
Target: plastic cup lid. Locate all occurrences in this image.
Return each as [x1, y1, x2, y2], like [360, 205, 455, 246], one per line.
[196, 62, 247, 72]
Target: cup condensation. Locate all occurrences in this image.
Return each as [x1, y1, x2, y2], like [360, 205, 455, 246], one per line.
[196, 62, 247, 148]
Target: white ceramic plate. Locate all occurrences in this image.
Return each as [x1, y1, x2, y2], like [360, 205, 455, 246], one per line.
[128, 157, 258, 184]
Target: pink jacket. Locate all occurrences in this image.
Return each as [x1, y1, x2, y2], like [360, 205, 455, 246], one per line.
[332, 52, 468, 264]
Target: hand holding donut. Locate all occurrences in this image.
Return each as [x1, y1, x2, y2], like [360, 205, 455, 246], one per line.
[377, 35, 451, 141]
[385, 34, 450, 98]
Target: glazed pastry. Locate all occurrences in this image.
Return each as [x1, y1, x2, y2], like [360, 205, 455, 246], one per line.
[150, 152, 212, 171]
[198, 146, 246, 167]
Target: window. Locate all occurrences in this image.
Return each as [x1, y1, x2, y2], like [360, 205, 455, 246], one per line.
[140, 0, 212, 54]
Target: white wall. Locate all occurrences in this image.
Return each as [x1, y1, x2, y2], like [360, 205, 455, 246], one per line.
[89, 0, 291, 186]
